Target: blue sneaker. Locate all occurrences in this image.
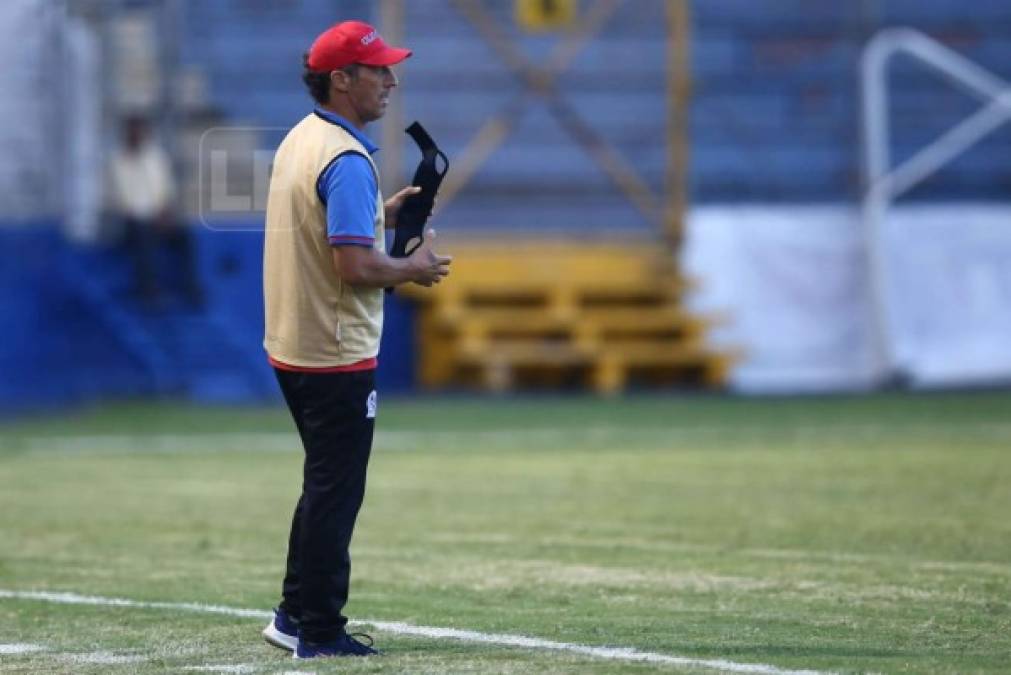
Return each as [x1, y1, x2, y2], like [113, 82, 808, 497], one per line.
[261, 607, 299, 651]
[293, 632, 378, 658]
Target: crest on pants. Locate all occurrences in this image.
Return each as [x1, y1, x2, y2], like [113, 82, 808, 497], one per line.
[366, 390, 377, 419]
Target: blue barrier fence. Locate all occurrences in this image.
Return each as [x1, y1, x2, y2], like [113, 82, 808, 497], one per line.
[0, 223, 416, 413]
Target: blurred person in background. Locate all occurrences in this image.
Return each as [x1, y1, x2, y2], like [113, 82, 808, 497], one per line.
[108, 114, 202, 308]
[260, 20, 451, 660]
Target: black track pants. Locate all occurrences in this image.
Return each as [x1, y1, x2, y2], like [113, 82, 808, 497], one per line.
[273, 367, 376, 643]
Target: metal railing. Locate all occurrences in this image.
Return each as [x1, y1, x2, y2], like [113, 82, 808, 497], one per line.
[860, 28, 1011, 379]
[379, 0, 692, 248]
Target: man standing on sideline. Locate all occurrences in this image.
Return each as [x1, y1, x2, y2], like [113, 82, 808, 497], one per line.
[260, 20, 451, 659]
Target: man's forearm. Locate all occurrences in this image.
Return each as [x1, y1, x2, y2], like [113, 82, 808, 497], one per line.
[333, 247, 416, 288]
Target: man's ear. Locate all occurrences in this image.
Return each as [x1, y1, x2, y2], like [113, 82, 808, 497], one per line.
[330, 70, 350, 93]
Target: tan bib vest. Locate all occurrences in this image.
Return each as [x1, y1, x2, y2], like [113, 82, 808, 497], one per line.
[263, 113, 385, 368]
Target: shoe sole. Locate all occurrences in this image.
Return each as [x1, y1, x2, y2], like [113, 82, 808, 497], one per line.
[262, 621, 297, 652]
[292, 651, 377, 659]
[292, 644, 380, 659]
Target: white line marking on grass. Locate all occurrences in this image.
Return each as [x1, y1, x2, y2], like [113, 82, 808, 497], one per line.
[0, 589, 271, 619]
[0, 643, 46, 654]
[358, 619, 827, 674]
[181, 666, 255, 673]
[61, 651, 148, 665]
[0, 589, 830, 675]
[0, 643, 148, 666]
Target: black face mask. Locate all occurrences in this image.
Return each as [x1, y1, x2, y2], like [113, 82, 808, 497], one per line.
[389, 121, 449, 258]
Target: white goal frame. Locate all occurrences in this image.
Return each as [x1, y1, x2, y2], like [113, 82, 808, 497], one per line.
[861, 28, 1011, 380]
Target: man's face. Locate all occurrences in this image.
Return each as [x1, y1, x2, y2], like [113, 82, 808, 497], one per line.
[346, 64, 398, 124]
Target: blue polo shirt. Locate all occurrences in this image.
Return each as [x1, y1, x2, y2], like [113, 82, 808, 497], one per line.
[313, 107, 380, 248]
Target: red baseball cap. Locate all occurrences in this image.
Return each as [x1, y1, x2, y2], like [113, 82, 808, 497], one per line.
[306, 20, 412, 71]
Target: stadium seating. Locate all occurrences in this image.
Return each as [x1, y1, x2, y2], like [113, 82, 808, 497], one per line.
[167, 0, 1009, 393]
[7, 1, 1008, 408]
[180, 0, 1011, 210]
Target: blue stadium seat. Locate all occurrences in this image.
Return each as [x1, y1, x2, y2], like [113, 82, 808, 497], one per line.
[179, 1, 1011, 208]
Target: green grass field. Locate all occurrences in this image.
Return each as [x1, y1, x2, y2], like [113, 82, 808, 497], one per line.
[1, 392, 1010, 674]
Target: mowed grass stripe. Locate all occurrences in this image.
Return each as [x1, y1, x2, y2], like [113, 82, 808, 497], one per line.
[5, 420, 1011, 456]
[3, 391, 1010, 438]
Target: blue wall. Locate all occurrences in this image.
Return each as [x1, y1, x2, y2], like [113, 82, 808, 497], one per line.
[1, 225, 153, 412]
[0, 223, 416, 413]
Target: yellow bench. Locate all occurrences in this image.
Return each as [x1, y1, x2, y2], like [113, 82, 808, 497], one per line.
[398, 240, 737, 393]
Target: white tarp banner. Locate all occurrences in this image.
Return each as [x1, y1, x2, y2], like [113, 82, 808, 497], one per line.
[880, 205, 1011, 386]
[684, 204, 1011, 393]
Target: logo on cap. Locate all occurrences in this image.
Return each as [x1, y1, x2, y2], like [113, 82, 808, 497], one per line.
[307, 20, 412, 71]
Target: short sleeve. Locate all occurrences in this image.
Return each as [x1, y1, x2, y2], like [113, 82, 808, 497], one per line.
[318, 152, 378, 247]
